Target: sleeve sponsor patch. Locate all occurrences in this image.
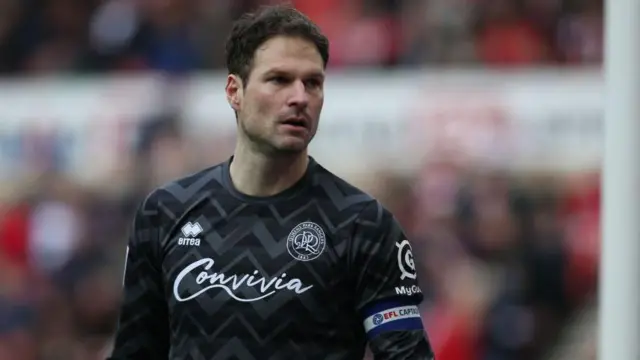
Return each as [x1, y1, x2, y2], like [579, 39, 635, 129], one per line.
[362, 301, 424, 339]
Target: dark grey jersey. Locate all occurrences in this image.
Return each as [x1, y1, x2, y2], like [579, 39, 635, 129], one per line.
[109, 157, 435, 360]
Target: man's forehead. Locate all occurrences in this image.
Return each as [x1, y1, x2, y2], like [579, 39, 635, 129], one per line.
[253, 36, 324, 69]
[259, 64, 325, 77]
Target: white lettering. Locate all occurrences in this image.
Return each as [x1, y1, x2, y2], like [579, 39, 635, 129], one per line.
[173, 258, 313, 303]
[398, 307, 419, 316]
[178, 238, 201, 246]
[395, 285, 422, 296]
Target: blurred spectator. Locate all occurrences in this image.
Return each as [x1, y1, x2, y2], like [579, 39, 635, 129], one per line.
[0, 0, 603, 74]
[475, 0, 549, 66]
[556, 0, 603, 64]
[0, 200, 31, 270]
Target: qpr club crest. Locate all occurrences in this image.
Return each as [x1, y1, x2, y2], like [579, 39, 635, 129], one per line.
[287, 222, 326, 261]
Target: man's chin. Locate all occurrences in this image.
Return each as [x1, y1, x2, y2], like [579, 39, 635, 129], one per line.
[244, 131, 310, 155]
[270, 132, 311, 151]
[266, 136, 309, 154]
[273, 141, 308, 154]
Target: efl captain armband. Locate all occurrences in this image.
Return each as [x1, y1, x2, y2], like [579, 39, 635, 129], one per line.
[362, 300, 424, 339]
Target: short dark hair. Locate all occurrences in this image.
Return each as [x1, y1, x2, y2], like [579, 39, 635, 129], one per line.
[225, 4, 330, 85]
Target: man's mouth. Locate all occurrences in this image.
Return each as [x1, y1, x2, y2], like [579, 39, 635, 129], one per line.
[281, 117, 307, 128]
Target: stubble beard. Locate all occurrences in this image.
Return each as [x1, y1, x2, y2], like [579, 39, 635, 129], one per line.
[239, 119, 310, 156]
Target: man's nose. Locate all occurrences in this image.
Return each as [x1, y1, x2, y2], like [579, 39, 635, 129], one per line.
[287, 80, 309, 109]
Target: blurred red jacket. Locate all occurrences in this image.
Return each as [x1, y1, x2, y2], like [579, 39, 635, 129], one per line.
[427, 304, 481, 360]
[0, 203, 31, 269]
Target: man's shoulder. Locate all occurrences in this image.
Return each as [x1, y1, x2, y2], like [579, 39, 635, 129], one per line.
[142, 162, 227, 213]
[311, 162, 390, 221]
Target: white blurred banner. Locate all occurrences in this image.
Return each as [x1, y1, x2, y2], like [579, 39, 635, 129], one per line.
[0, 69, 602, 182]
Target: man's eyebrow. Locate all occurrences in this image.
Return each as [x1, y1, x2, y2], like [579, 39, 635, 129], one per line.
[263, 68, 325, 79]
[307, 71, 325, 80]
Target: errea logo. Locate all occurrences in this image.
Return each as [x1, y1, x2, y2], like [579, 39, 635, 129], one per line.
[182, 222, 202, 237]
[179, 222, 202, 246]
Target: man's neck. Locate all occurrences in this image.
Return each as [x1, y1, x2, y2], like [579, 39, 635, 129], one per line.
[229, 144, 309, 197]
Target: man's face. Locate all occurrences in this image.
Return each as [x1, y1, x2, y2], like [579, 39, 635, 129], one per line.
[226, 35, 325, 154]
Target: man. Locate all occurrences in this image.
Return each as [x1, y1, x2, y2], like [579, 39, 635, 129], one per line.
[109, 5, 435, 360]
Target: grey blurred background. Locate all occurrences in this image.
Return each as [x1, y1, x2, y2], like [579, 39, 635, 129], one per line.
[0, 0, 602, 359]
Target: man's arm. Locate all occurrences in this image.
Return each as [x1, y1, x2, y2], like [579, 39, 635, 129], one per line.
[351, 201, 435, 360]
[108, 196, 169, 360]
[368, 331, 435, 360]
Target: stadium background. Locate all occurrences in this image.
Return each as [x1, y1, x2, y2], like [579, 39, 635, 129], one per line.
[0, 0, 601, 359]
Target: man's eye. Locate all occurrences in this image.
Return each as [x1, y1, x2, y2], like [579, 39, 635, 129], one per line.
[304, 79, 322, 89]
[270, 76, 288, 84]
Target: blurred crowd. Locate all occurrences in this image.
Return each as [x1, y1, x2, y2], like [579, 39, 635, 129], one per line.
[0, 0, 603, 74]
[0, 116, 601, 360]
[370, 164, 600, 360]
[0, 0, 603, 359]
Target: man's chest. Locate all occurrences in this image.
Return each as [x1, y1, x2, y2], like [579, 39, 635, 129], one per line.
[159, 203, 355, 325]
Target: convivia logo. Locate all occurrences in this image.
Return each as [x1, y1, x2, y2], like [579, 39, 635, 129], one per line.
[173, 258, 314, 303]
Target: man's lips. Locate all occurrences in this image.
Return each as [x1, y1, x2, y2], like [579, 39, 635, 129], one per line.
[280, 116, 308, 129]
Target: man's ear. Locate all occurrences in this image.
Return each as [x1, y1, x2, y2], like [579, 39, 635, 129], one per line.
[225, 74, 243, 112]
